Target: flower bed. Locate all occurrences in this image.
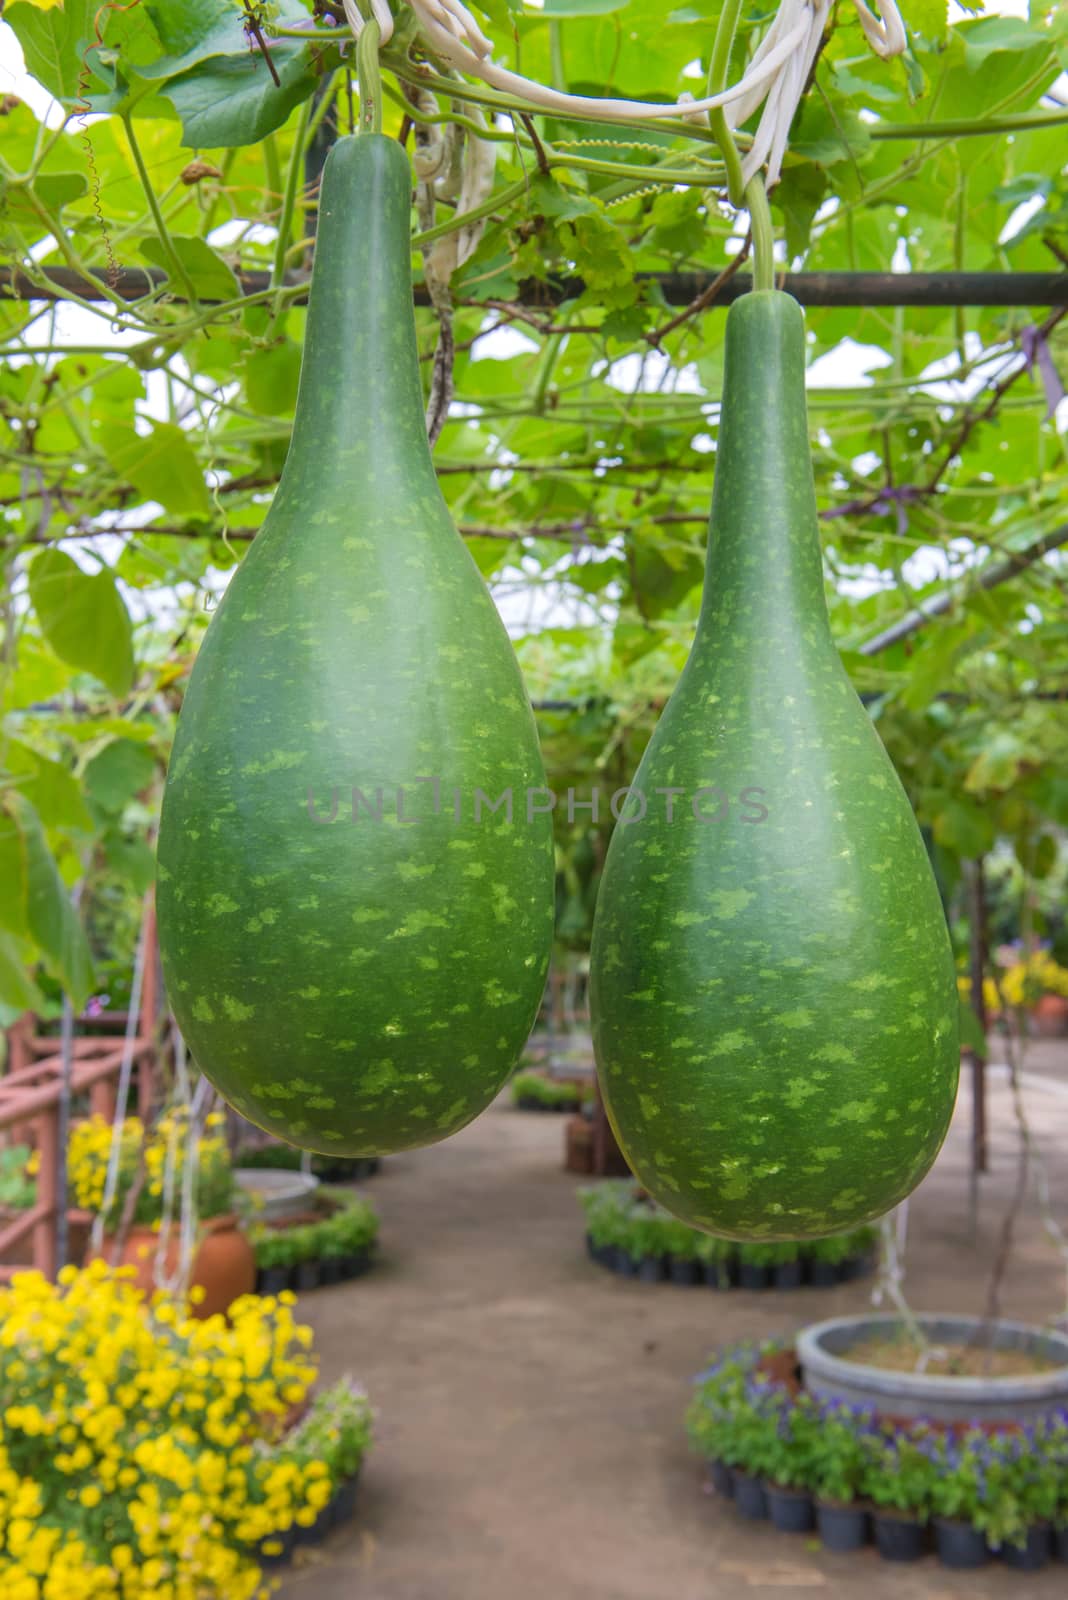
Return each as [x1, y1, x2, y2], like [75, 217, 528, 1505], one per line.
[686, 1341, 1068, 1568]
[511, 1070, 593, 1112]
[252, 1187, 379, 1294]
[234, 1142, 381, 1183]
[580, 1182, 875, 1289]
[0, 1262, 373, 1595]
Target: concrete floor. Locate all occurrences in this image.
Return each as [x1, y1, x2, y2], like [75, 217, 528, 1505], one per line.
[279, 1039, 1068, 1600]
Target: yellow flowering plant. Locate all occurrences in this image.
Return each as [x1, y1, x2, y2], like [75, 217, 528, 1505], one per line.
[0, 1261, 351, 1599]
[67, 1111, 233, 1231]
[999, 951, 1068, 1009]
[955, 974, 1001, 1014]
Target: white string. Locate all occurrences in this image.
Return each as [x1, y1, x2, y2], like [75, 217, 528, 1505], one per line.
[343, 0, 394, 45]
[90, 895, 151, 1257]
[371, 0, 909, 191]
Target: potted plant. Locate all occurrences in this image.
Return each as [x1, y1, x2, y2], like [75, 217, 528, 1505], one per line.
[837, 1225, 878, 1282]
[319, 1215, 346, 1285]
[736, 1240, 777, 1290]
[762, 1394, 818, 1532]
[256, 1228, 298, 1295]
[77, 1110, 256, 1315]
[579, 1184, 624, 1268]
[997, 1426, 1056, 1570]
[686, 1346, 759, 1499]
[861, 1429, 934, 1561]
[695, 1231, 733, 1289]
[629, 1207, 670, 1282]
[662, 1218, 701, 1286]
[328, 1191, 378, 1277]
[805, 1230, 854, 1287]
[725, 1376, 782, 1519]
[765, 1239, 803, 1290]
[289, 1376, 374, 1527]
[809, 1400, 872, 1552]
[928, 1430, 993, 1568]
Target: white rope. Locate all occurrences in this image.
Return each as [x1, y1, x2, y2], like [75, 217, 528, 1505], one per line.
[90, 894, 152, 1257]
[151, 1021, 188, 1286]
[342, 0, 394, 45]
[155, 1074, 215, 1300]
[368, 0, 909, 191]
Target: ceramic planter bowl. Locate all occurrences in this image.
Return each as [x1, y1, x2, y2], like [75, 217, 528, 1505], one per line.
[797, 1314, 1068, 1424]
[233, 1168, 319, 1221]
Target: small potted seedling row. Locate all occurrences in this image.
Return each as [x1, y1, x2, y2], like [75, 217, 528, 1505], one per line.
[253, 1189, 379, 1295]
[511, 1070, 593, 1113]
[688, 1341, 1068, 1571]
[580, 1182, 874, 1289]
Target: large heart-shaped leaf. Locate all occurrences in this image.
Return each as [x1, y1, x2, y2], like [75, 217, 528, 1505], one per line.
[141, 0, 319, 147]
[28, 549, 135, 699]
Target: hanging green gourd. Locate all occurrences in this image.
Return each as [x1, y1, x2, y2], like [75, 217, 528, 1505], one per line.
[157, 89, 554, 1153]
[589, 137, 958, 1237]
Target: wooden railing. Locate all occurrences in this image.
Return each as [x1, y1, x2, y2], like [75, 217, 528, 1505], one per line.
[0, 907, 160, 1280]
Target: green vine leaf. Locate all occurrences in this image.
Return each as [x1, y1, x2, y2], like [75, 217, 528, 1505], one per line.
[27, 549, 136, 700]
[0, 795, 94, 1009]
[140, 0, 320, 147]
[139, 235, 240, 300]
[100, 422, 213, 521]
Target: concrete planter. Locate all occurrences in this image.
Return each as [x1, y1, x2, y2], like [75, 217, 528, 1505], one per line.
[797, 1314, 1068, 1424]
[234, 1168, 319, 1221]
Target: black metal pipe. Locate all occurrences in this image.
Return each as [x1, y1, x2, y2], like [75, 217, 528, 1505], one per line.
[2, 266, 1067, 309]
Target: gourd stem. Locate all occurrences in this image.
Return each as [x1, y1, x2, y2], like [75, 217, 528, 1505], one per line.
[745, 174, 775, 292]
[706, 0, 775, 293]
[357, 18, 383, 134]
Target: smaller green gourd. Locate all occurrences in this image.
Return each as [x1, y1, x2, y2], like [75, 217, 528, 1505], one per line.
[589, 289, 959, 1240]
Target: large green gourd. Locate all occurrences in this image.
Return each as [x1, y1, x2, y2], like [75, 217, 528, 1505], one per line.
[589, 291, 958, 1240]
[157, 135, 554, 1154]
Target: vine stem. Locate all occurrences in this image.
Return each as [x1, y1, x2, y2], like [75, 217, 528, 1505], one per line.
[122, 115, 200, 305]
[706, 0, 745, 208]
[706, 0, 774, 293]
[271, 99, 312, 295]
[358, 18, 384, 135]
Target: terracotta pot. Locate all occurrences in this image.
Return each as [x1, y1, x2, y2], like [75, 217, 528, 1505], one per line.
[1032, 995, 1068, 1039]
[88, 1212, 256, 1318]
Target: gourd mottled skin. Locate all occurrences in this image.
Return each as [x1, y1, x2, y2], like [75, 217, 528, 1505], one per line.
[157, 136, 554, 1154]
[589, 291, 958, 1240]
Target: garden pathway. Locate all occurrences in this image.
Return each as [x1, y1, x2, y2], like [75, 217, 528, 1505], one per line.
[279, 1040, 1068, 1600]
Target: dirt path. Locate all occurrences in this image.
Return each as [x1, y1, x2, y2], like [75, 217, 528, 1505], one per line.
[279, 1061, 1068, 1600]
